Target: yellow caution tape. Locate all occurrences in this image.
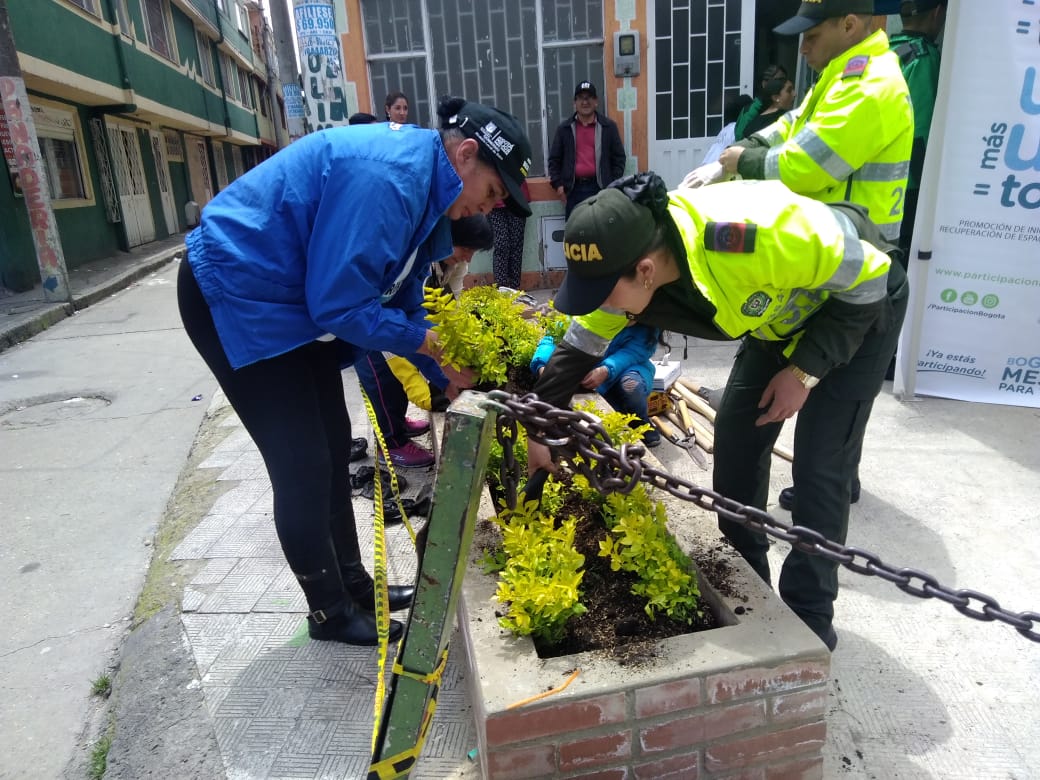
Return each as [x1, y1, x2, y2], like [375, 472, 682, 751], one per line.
[366, 649, 449, 780]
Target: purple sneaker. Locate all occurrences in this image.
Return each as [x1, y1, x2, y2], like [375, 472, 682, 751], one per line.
[404, 416, 430, 437]
[378, 440, 435, 469]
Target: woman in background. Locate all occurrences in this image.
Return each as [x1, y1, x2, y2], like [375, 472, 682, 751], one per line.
[739, 73, 796, 139]
[385, 90, 409, 123]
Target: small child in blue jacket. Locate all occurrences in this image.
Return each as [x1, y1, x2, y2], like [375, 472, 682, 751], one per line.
[531, 321, 661, 447]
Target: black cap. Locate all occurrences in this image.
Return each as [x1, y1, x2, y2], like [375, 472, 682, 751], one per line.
[450, 215, 494, 251]
[774, 0, 875, 35]
[445, 102, 533, 217]
[554, 189, 657, 316]
[574, 80, 598, 99]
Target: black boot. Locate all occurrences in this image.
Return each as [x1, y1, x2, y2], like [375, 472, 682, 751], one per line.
[330, 509, 416, 612]
[341, 561, 416, 612]
[297, 568, 403, 645]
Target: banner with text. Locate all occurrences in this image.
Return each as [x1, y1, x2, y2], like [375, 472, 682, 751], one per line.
[909, 3, 1040, 407]
[293, 0, 348, 130]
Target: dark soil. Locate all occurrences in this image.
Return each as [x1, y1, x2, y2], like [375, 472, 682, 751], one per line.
[531, 512, 719, 664]
[478, 370, 744, 665]
[477, 503, 737, 667]
[476, 365, 536, 396]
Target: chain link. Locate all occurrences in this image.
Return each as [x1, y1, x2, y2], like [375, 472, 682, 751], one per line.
[484, 391, 1040, 644]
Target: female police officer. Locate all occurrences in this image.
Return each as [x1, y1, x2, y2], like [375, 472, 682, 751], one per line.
[530, 173, 907, 651]
[178, 97, 532, 646]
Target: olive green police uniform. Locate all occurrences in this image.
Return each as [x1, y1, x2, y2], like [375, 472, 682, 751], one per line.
[536, 178, 908, 648]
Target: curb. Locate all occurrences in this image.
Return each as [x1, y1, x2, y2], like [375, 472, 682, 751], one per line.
[0, 246, 184, 354]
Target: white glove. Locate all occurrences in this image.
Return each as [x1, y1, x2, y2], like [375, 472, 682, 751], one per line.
[679, 161, 726, 189]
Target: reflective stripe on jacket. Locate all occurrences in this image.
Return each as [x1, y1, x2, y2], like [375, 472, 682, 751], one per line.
[737, 30, 913, 242]
[565, 181, 895, 380]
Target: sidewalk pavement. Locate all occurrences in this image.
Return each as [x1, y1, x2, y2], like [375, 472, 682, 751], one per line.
[2, 247, 1039, 779]
[0, 235, 186, 353]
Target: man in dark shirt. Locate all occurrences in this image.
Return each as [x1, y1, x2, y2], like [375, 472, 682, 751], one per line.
[547, 80, 627, 217]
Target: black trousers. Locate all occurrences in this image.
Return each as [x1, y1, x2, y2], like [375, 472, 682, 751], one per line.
[177, 260, 360, 585]
[565, 179, 601, 218]
[713, 281, 908, 638]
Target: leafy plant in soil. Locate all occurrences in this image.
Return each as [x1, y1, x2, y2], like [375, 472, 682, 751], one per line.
[482, 408, 719, 661]
[423, 285, 566, 387]
[427, 288, 726, 660]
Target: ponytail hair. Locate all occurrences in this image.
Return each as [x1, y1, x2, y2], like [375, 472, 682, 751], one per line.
[608, 172, 685, 279]
[436, 95, 467, 128]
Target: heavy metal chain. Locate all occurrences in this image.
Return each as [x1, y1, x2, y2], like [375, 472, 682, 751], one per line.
[484, 390, 1040, 644]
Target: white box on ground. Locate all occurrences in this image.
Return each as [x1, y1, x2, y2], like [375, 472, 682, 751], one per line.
[653, 361, 681, 391]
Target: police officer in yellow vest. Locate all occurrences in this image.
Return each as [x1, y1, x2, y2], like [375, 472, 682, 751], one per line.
[716, 0, 913, 245]
[530, 173, 908, 651]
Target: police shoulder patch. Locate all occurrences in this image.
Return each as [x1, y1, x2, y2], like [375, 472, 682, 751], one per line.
[704, 222, 756, 253]
[741, 291, 772, 317]
[842, 55, 869, 79]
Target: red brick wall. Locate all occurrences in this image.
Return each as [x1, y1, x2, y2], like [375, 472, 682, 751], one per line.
[480, 660, 828, 779]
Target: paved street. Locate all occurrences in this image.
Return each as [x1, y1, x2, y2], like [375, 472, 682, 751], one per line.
[1, 254, 1038, 779]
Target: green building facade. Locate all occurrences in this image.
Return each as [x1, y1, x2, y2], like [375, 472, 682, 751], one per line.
[1, 0, 288, 291]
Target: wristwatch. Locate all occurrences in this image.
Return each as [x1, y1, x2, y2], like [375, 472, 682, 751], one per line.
[789, 365, 820, 389]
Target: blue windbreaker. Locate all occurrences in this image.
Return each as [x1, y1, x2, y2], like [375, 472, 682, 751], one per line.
[185, 123, 461, 378]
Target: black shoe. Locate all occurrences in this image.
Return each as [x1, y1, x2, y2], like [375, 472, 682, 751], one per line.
[349, 437, 368, 463]
[307, 602, 403, 645]
[345, 580, 416, 612]
[342, 563, 416, 612]
[359, 468, 408, 500]
[778, 478, 861, 511]
[351, 466, 408, 496]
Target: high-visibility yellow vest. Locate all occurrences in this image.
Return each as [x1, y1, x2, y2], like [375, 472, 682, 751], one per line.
[563, 181, 893, 368]
[752, 29, 913, 242]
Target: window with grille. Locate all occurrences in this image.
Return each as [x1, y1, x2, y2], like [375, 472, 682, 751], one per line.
[653, 0, 745, 141]
[163, 128, 184, 161]
[213, 144, 229, 189]
[143, 0, 174, 61]
[360, 0, 604, 177]
[238, 69, 254, 109]
[221, 53, 240, 101]
[197, 31, 215, 86]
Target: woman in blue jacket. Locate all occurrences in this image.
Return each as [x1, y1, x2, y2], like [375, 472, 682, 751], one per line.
[177, 96, 532, 646]
[531, 321, 662, 447]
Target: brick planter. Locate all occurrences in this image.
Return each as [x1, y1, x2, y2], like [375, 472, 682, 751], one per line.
[456, 484, 831, 779]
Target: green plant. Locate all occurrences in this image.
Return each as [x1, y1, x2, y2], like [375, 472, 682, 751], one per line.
[89, 733, 112, 780]
[484, 396, 701, 643]
[90, 673, 112, 698]
[599, 486, 702, 622]
[423, 286, 565, 385]
[491, 499, 587, 643]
